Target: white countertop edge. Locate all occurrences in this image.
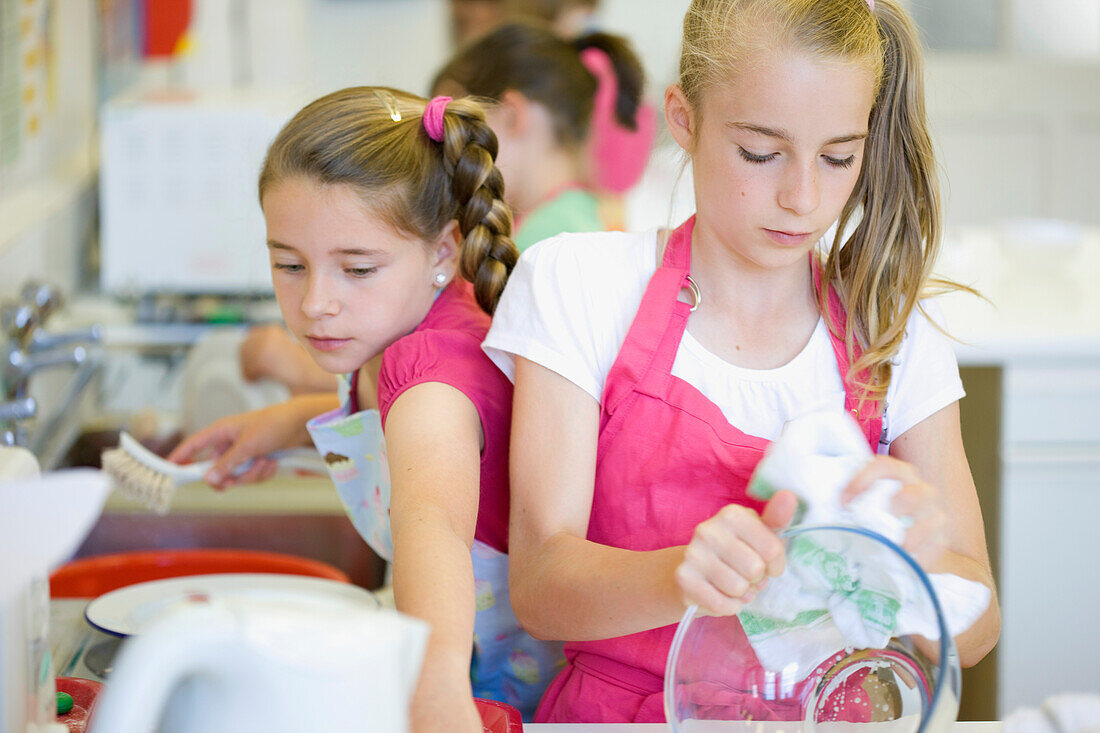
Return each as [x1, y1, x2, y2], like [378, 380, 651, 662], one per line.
[954, 338, 1100, 367]
[525, 724, 1003, 731]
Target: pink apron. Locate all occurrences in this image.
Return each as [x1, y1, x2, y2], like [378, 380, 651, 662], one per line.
[534, 216, 882, 723]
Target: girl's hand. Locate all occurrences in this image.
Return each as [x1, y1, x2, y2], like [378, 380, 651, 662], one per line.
[675, 491, 798, 616]
[841, 455, 949, 566]
[166, 400, 314, 489]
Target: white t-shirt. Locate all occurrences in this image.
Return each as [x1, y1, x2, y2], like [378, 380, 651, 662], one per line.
[484, 229, 965, 450]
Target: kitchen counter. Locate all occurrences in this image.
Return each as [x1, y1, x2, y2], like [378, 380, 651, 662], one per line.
[936, 225, 1100, 366]
[53, 600, 1000, 732]
[528, 721, 1003, 726]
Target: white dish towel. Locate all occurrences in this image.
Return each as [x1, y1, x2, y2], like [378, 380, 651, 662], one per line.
[740, 411, 991, 677]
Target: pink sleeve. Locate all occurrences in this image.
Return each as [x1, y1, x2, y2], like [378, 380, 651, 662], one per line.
[377, 330, 511, 431]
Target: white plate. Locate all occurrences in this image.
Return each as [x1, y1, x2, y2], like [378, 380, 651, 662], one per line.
[84, 573, 379, 638]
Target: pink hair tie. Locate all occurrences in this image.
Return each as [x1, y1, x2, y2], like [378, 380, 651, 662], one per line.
[867, 0, 874, 10]
[423, 96, 451, 142]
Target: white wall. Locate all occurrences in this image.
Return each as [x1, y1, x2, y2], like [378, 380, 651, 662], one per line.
[0, 0, 97, 299]
[926, 57, 1100, 227]
[598, 0, 691, 94]
[305, 0, 451, 96]
[301, 0, 690, 99]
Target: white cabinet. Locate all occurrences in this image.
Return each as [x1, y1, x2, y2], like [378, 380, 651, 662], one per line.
[997, 364, 1100, 715]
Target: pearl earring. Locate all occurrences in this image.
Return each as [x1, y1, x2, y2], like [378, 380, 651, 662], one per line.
[434, 272, 448, 287]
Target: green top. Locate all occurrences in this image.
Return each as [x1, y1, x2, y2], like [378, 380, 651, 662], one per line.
[515, 188, 604, 253]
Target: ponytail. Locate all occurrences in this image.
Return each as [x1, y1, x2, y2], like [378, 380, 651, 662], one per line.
[435, 99, 519, 314]
[433, 20, 645, 148]
[822, 0, 967, 405]
[574, 32, 645, 130]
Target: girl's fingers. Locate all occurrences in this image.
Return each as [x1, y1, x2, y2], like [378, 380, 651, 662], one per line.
[677, 504, 790, 615]
[676, 563, 744, 617]
[762, 489, 798, 532]
[841, 455, 921, 503]
[838, 456, 951, 567]
[684, 536, 761, 599]
[227, 457, 277, 487]
[167, 432, 214, 464]
[207, 444, 257, 487]
[714, 506, 787, 579]
[890, 480, 939, 518]
[901, 510, 948, 565]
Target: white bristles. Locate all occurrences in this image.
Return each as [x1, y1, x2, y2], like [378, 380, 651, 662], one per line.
[100, 431, 328, 514]
[101, 446, 178, 514]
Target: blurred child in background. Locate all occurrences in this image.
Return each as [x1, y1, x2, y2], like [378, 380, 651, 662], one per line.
[449, 0, 506, 45]
[504, 0, 658, 199]
[434, 20, 646, 251]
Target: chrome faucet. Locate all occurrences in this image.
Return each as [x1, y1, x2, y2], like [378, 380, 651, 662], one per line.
[3, 343, 89, 401]
[0, 397, 36, 447]
[0, 281, 103, 449]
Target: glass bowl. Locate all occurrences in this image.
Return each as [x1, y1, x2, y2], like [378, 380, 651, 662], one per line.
[665, 525, 961, 732]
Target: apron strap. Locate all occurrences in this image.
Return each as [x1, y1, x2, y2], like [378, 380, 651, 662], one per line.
[600, 219, 695, 424]
[649, 217, 696, 377]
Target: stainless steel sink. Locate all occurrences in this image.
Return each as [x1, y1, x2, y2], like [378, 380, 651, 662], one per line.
[58, 429, 386, 590]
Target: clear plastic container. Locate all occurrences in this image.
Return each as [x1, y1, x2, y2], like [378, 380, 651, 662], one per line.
[665, 525, 961, 732]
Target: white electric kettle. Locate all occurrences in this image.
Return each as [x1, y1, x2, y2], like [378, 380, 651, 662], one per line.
[88, 590, 429, 733]
[0, 452, 110, 733]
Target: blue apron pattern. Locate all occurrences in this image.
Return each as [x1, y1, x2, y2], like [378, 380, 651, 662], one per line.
[306, 374, 563, 720]
[306, 374, 393, 561]
[470, 540, 565, 720]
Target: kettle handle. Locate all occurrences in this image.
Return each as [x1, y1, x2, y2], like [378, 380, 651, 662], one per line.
[87, 603, 234, 733]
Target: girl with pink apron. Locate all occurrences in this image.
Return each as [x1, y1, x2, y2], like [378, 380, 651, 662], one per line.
[534, 217, 882, 723]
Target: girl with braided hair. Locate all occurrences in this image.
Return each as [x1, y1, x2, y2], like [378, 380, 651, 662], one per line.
[168, 87, 563, 731]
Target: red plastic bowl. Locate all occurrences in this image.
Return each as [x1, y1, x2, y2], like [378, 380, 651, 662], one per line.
[476, 698, 523, 732]
[55, 677, 104, 733]
[53, 680, 515, 731]
[50, 548, 349, 598]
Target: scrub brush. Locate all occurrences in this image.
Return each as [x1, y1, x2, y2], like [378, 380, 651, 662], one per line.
[101, 431, 328, 514]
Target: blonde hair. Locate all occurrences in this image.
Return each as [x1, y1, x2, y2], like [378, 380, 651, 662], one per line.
[680, 0, 968, 407]
[259, 87, 517, 314]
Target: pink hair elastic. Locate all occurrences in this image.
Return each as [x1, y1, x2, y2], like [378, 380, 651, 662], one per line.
[423, 96, 452, 142]
[867, 0, 874, 10]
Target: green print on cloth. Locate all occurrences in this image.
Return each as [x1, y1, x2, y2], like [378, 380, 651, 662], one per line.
[740, 535, 900, 646]
[332, 419, 366, 438]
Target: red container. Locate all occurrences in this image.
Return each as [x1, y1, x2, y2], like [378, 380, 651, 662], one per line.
[55, 677, 104, 733]
[50, 548, 349, 598]
[476, 698, 524, 732]
[54, 680, 517, 731]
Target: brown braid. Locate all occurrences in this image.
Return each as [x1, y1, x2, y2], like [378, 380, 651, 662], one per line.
[437, 98, 518, 314]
